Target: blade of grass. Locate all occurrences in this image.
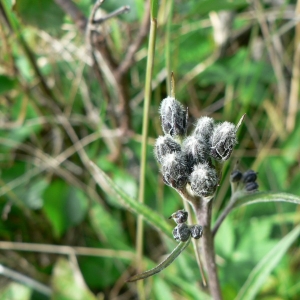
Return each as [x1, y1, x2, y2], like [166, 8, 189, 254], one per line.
[235, 225, 300, 300]
[136, 0, 159, 297]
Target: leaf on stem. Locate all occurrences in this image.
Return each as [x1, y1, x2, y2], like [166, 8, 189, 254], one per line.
[233, 192, 300, 209]
[127, 237, 191, 282]
[88, 161, 173, 238]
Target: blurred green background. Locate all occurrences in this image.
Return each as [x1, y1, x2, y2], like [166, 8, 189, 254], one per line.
[0, 0, 299, 299]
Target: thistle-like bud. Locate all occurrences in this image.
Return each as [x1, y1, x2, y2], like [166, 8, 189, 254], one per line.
[230, 170, 243, 183]
[242, 170, 257, 183]
[154, 135, 181, 165]
[172, 223, 191, 242]
[245, 181, 259, 192]
[189, 163, 219, 198]
[189, 225, 203, 239]
[162, 153, 189, 189]
[193, 116, 214, 146]
[210, 121, 237, 161]
[159, 96, 187, 138]
[169, 209, 188, 224]
[182, 136, 208, 172]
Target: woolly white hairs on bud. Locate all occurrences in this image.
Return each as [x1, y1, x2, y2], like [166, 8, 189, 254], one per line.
[154, 135, 181, 164]
[159, 96, 187, 138]
[189, 163, 219, 198]
[162, 152, 189, 189]
[182, 136, 208, 172]
[193, 116, 214, 146]
[210, 121, 237, 161]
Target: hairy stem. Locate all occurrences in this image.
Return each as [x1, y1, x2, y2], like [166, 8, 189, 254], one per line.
[193, 199, 222, 300]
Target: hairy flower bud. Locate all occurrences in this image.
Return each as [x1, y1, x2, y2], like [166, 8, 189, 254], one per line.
[159, 96, 187, 138]
[162, 153, 189, 189]
[169, 209, 188, 224]
[190, 163, 219, 198]
[245, 181, 259, 192]
[154, 135, 181, 164]
[230, 170, 243, 183]
[190, 225, 203, 239]
[193, 116, 214, 146]
[182, 136, 208, 172]
[172, 223, 191, 242]
[210, 121, 237, 161]
[242, 170, 257, 183]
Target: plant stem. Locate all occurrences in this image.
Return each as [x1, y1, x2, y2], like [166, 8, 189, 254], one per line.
[136, 1, 158, 297]
[193, 199, 223, 300]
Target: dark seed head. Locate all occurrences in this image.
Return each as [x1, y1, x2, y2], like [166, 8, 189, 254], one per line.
[169, 209, 188, 224]
[190, 225, 203, 239]
[242, 170, 257, 183]
[245, 181, 259, 192]
[172, 223, 191, 242]
[230, 170, 243, 183]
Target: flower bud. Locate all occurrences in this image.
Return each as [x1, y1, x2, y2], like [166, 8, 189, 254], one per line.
[245, 181, 259, 192]
[230, 170, 243, 183]
[169, 209, 188, 224]
[193, 116, 214, 146]
[159, 96, 187, 138]
[162, 153, 189, 189]
[182, 136, 208, 172]
[172, 223, 191, 242]
[210, 122, 237, 161]
[189, 225, 203, 239]
[189, 163, 219, 198]
[242, 170, 257, 183]
[154, 135, 181, 165]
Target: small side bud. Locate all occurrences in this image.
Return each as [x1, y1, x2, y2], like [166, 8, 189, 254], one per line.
[190, 163, 219, 198]
[189, 225, 203, 239]
[230, 170, 243, 183]
[182, 136, 208, 172]
[172, 223, 191, 242]
[159, 96, 187, 138]
[242, 170, 257, 183]
[193, 116, 214, 146]
[245, 181, 259, 192]
[162, 153, 189, 189]
[154, 135, 181, 164]
[210, 122, 237, 161]
[169, 209, 188, 224]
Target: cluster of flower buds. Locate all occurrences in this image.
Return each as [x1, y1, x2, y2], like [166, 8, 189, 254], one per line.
[169, 209, 203, 242]
[154, 96, 239, 198]
[230, 169, 259, 192]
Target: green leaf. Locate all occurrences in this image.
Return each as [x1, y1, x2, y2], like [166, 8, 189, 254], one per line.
[43, 181, 88, 237]
[51, 258, 97, 300]
[235, 225, 300, 300]
[43, 180, 69, 238]
[0, 282, 32, 300]
[65, 188, 88, 228]
[89, 202, 129, 249]
[0, 75, 17, 95]
[233, 192, 300, 209]
[88, 161, 173, 238]
[14, 0, 64, 34]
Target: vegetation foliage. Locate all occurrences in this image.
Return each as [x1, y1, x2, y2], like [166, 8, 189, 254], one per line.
[0, 0, 299, 299]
